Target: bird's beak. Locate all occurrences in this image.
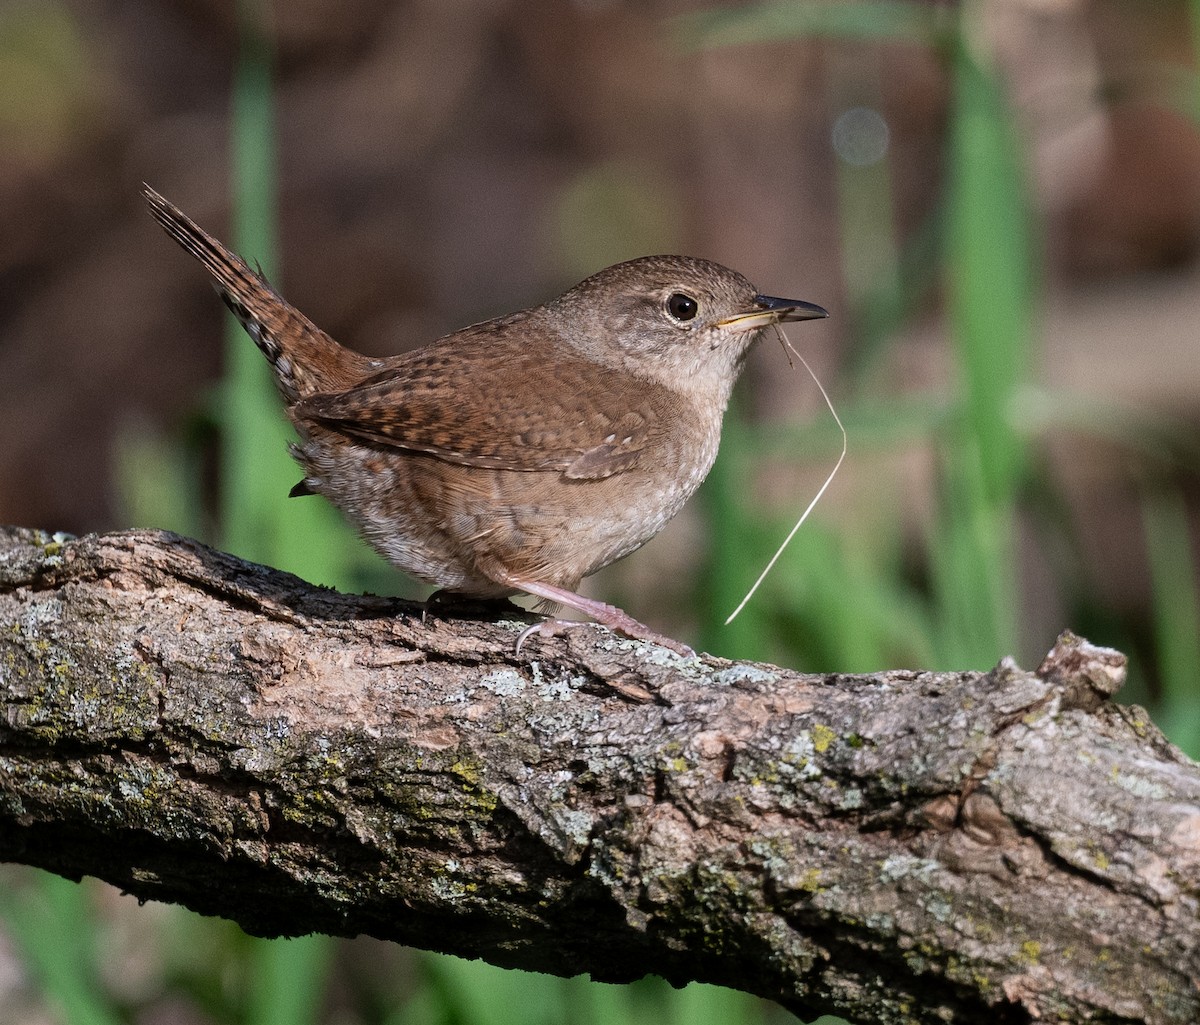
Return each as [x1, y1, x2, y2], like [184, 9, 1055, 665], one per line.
[717, 294, 829, 332]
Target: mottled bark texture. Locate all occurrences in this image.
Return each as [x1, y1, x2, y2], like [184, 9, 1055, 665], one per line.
[1, 526, 1197, 1024]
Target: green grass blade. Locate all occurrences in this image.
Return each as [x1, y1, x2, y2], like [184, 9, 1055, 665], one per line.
[929, 28, 1035, 667]
[698, 405, 775, 659]
[222, 3, 365, 590]
[945, 38, 1035, 504]
[1, 875, 123, 1025]
[226, 9, 341, 1025]
[222, 6, 289, 566]
[418, 956, 567, 1025]
[1142, 487, 1200, 757]
[244, 934, 333, 1025]
[927, 436, 1018, 668]
[668, 981, 764, 1025]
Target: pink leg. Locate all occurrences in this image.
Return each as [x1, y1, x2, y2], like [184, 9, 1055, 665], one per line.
[503, 577, 695, 657]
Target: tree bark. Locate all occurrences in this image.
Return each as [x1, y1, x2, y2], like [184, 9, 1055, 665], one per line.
[1, 525, 1197, 1024]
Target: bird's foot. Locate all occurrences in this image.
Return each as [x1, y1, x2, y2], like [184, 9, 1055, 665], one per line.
[505, 579, 695, 657]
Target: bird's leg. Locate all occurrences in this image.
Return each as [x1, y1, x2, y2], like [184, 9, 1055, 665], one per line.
[499, 576, 695, 657]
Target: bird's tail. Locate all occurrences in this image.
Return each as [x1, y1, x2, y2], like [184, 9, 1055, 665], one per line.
[144, 184, 365, 403]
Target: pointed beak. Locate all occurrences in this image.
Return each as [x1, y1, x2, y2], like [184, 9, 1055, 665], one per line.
[716, 294, 829, 332]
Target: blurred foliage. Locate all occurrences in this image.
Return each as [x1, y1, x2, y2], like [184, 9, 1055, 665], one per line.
[702, 8, 1039, 674]
[0, 1, 92, 164]
[4, 1, 1200, 1025]
[221, 5, 365, 592]
[551, 160, 686, 283]
[675, 0, 951, 49]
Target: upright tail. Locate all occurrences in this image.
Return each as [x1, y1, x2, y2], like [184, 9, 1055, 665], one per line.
[143, 184, 366, 403]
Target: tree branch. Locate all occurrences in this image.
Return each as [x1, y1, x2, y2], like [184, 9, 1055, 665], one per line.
[1, 526, 1197, 1024]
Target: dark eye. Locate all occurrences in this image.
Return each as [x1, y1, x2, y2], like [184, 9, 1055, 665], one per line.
[666, 292, 699, 322]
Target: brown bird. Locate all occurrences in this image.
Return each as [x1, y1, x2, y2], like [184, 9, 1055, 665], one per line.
[144, 185, 827, 655]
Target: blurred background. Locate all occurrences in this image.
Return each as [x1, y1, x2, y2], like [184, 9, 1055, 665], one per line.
[2, 0, 1199, 1023]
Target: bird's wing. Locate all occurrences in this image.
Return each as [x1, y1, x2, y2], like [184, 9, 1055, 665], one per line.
[293, 330, 664, 480]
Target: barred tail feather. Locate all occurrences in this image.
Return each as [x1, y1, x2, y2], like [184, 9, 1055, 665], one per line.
[143, 184, 361, 403]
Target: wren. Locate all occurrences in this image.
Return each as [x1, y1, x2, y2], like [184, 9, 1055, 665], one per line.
[144, 185, 827, 655]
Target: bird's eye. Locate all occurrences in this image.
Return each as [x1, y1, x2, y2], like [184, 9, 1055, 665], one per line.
[666, 292, 699, 322]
